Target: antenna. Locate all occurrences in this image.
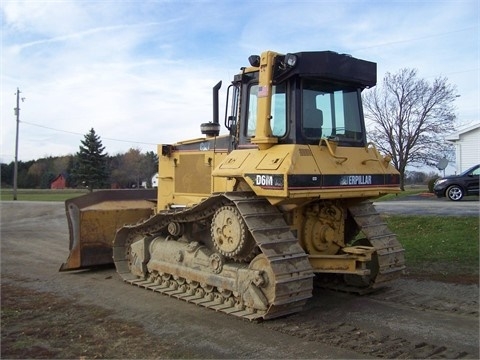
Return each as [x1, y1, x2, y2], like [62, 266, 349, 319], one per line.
[436, 157, 449, 176]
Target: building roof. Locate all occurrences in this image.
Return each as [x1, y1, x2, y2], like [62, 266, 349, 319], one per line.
[51, 173, 66, 182]
[445, 123, 480, 142]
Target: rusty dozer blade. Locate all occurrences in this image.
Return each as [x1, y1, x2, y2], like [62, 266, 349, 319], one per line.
[60, 189, 156, 272]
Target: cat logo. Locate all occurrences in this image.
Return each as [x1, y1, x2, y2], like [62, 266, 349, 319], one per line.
[199, 142, 210, 151]
[339, 175, 372, 186]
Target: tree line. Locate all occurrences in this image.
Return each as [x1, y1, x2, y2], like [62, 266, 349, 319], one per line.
[1, 128, 158, 190]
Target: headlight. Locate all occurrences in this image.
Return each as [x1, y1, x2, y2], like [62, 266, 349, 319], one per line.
[248, 55, 260, 67]
[284, 53, 298, 67]
[434, 179, 447, 186]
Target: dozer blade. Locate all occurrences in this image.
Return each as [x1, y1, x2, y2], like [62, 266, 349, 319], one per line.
[60, 189, 156, 272]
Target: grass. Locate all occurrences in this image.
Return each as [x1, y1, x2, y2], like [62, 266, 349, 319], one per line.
[385, 215, 479, 281]
[387, 216, 478, 263]
[0, 188, 88, 202]
[376, 185, 430, 201]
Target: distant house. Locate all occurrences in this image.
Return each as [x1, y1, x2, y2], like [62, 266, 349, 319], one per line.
[50, 174, 67, 189]
[141, 173, 159, 188]
[110, 183, 122, 189]
[152, 173, 158, 188]
[445, 123, 480, 173]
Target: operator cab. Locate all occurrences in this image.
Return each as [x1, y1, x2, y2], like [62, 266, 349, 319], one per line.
[225, 51, 376, 149]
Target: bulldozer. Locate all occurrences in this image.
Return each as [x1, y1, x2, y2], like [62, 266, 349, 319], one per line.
[61, 50, 405, 320]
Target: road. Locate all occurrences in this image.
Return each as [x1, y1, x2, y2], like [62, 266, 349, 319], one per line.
[1, 201, 479, 359]
[374, 195, 479, 216]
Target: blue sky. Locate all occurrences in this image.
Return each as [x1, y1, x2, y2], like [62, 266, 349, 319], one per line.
[1, 0, 478, 164]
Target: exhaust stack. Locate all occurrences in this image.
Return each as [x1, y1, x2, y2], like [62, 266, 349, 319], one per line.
[200, 81, 222, 137]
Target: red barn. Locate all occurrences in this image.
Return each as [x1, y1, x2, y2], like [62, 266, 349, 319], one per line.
[50, 174, 67, 189]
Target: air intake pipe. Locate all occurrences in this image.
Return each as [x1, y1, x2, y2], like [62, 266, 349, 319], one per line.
[200, 81, 222, 137]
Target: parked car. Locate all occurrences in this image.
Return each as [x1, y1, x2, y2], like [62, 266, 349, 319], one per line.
[433, 164, 480, 201]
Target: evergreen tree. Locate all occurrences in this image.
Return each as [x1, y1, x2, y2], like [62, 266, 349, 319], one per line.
[72, 128, 109, 191]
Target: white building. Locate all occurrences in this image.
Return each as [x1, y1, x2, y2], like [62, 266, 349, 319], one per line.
[141, 173, 159, 188]
[151, 173, 158, 188]
[445, 123, 480, 173]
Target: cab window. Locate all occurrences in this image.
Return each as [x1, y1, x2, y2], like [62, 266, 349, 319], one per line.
[302, 79, 363, 143]
[246, 84, 286, 137]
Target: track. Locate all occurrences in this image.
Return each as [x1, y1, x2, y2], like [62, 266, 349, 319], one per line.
[348, 201, 406, 286]
[112, 196, 407, 319]
[113, 192, 313, 320]
[314, 200, 406, 292]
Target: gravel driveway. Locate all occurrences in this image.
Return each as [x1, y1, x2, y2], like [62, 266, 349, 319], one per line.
[1, 201, 478, 359]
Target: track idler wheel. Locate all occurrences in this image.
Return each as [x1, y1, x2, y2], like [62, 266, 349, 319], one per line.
[211, 205, 256, 261]
[248, 254, 275, 306]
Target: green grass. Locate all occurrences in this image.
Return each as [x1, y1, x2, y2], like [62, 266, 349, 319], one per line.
[385, 215, 479, 279]
[376, 185, 430, 201]
[0, 189, 88, 202]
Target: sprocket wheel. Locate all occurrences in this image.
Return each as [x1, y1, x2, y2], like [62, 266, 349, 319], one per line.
[211, 205, 256, 261]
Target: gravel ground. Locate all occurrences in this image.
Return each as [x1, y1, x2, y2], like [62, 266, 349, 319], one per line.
[1, 201, 478, 359]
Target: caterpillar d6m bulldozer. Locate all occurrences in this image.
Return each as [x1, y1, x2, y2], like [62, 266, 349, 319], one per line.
[61, 50, 405, 320]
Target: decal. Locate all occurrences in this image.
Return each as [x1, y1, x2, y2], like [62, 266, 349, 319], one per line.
[246, 174, 284, 189]
[256, 175, 273, 186]
[199, 142, 210, 151]
[339, 175, 372, 186]
[287, 174, 399, 189]
[258, 86, 269, 98]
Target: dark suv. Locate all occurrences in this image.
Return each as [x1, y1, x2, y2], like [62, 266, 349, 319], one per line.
[433, 164, 480, 201]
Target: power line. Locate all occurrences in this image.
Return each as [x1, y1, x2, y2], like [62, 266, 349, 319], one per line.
[350, 26, 477, 52]
[20, 120, 158, 145]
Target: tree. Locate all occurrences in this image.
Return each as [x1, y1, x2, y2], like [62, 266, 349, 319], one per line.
[363, 68, 457, 190]
[71, 128, 109, 191]
[108, 148, 159, 188]
[1, 162, 14, 187]
[27, 161, 47, 188]
[52, 155, 72, 176]
[143, 151, 159, 187]
[40, 171, 56, 189]
[108, 148, 143, 188]
[405, 170, 427, 185]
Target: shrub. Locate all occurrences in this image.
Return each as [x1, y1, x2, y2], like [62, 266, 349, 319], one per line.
[427, 176, 440, 193]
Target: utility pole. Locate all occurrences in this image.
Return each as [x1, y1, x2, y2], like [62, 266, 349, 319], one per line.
[13, 88, 21, 201]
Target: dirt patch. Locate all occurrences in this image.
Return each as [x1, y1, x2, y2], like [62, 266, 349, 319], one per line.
[1, 282, 197, 359]
[404, 263, 479, 285]
[2, 269, 477, 359]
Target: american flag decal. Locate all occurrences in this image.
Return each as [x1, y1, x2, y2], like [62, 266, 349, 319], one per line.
[258, 85, 269, 98]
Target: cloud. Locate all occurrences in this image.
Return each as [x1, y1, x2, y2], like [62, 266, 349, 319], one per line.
[1, 0, 478, 163]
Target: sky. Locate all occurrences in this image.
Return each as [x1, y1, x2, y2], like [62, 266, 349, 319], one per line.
[1, 0, 479, 165]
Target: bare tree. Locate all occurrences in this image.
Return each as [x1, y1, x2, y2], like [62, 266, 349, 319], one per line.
[363, 68, 457, 190]
[109, 148, 158, 188]
[123, 148, 144, 188]
[27, 162, 47, 187]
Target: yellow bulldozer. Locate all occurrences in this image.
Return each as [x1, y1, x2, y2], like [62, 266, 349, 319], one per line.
[61, 50, 405, 320]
